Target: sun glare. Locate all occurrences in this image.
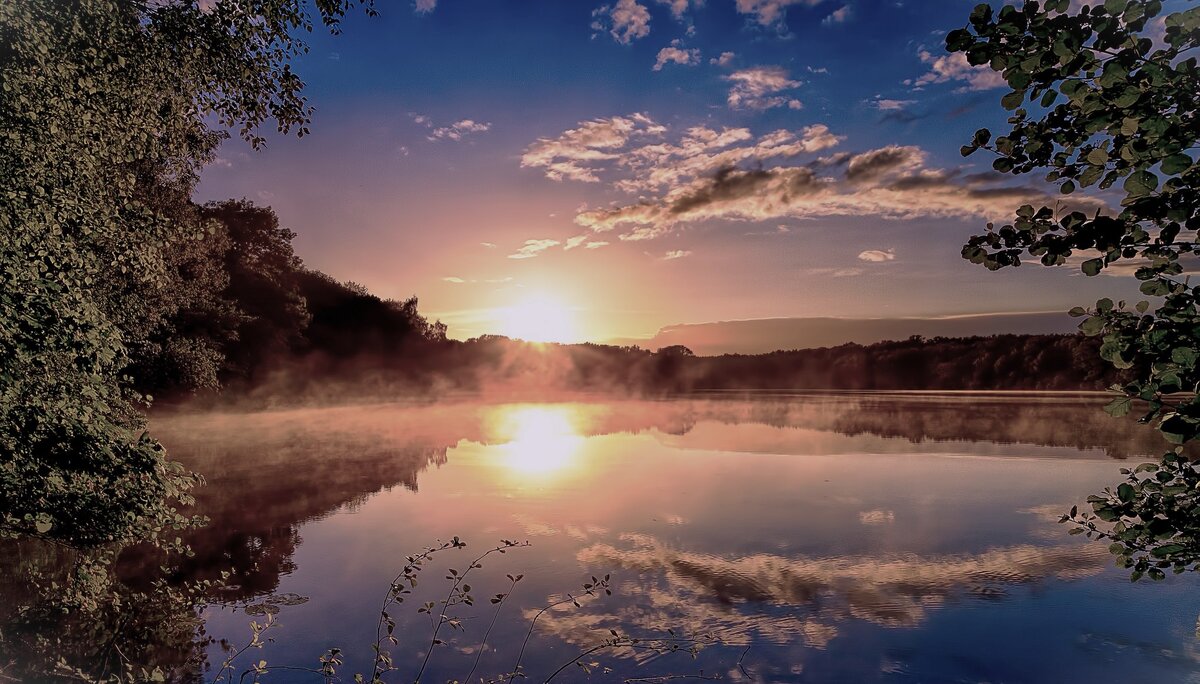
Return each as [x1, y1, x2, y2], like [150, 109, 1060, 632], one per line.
[497, 293, 579, 343]
[494, 406, 584, 478]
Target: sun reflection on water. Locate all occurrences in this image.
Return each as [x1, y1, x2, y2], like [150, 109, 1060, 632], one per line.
[492, 406, 585, 478]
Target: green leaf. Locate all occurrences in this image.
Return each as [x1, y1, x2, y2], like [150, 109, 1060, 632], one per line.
[1152, 544, 1187, 558]
[1117, 483, 1136, 502]
[1081, 258, 1104, 276]
[1161, 154, 1193, 175]
[1171, 348, 1198, 367]
[1140, 279, 1170, 296]
[1086, 148, 1109, 165]
[1001, 90, 1025, 110]
[1124, 170, 1158, 197]
[1080, 316, 1106, 335]
[1104, 397, 1133, 417]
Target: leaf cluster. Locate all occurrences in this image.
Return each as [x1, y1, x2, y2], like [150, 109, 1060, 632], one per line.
[948, 0, 1200, 579]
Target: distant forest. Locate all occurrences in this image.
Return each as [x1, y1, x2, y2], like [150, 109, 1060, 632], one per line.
[143, 200, 1122, 406]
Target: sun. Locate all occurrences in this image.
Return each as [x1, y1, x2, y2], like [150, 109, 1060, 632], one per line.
[497, 293, 580, 343]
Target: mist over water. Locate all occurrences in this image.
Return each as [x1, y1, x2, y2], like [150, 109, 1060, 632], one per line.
[92, 393, 1198, 682]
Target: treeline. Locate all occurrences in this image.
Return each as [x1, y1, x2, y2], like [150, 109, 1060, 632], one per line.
[412, 333, 1121, 395]
[134, 200, 1122, 405]
[674, 333, 1121, 391]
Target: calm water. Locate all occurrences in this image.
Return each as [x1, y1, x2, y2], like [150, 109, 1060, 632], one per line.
[18, 393, 1200, 682]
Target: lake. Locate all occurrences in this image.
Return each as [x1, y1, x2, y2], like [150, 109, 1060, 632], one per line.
[11, 392, 1200, 682]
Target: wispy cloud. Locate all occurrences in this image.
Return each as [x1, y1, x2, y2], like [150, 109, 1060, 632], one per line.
[910, 50, 1006, 91]
[822, 5, 850, 24]
[521, 113, 665, 182]
[413, 0, 436, 13]
[868, 97, 915, 112]
[592, 0, 652, 44]
[725, 66, 802, 110]
[653, 40, 700, 71]
[660, 249, 692, 260]
[734, 0, 822, 28]
[428, 119, 491, 142]
[710, 51, 736, 66]
[442, 276, 466, 283]
[858, 249, 896, 262]
[508, 239, 561, 259]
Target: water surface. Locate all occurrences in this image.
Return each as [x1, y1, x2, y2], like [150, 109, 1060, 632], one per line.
[94, 394, 1200, 680]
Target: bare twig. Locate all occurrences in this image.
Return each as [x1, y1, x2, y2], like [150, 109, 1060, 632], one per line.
[461, 576, 520, 684]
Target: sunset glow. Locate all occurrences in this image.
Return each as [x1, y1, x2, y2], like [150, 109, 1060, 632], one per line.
[497, 294, 580, 344]
[192, 1, 1138, 346]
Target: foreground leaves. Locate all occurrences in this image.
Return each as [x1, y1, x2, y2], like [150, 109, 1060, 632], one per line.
[949, 0, 1200, 578]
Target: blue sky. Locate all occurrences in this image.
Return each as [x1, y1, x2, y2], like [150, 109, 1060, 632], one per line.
[196, 0, 1143, 341]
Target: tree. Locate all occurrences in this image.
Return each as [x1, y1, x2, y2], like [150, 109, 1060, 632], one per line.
[947, 0, 1200, 578]
[0, 0, 373, 552]
[201, 200, 310, 383]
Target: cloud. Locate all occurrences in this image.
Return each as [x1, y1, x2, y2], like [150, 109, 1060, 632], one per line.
[480, 242, 498, 248]
[734, 0, 822, 27]
[869, 97, 916, 111]
[912, 50, 1007, 91]
[709, 51, 736, 66]
[657, 0, 699, 20]
[653, 40, 700, 71]
[572, 140, 1103, 240]
[507, 239, 561, 260]
[524, 116, 1099, 242]
[413, 0, 436, 13]
[592, 0, 652, 44]
[617, 124, 840, 193]
[585, 241, 609, 249]
[725, 65, 801, 110]
[521, 113, 665, 182]
[428, 119, 491, 142]
[846, 145, 925, 182]
[858, 249, 896, 262]
[442, 276, 466, 283]
[564, 234, 589, 250]
[822, 5, 850, 24]
[660, 249, 692, 260]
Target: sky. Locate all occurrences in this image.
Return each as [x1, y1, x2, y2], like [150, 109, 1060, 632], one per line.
[195, 0, 1143, 343]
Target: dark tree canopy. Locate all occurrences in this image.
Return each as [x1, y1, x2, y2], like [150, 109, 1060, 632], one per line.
[0, 0, 374, 550]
